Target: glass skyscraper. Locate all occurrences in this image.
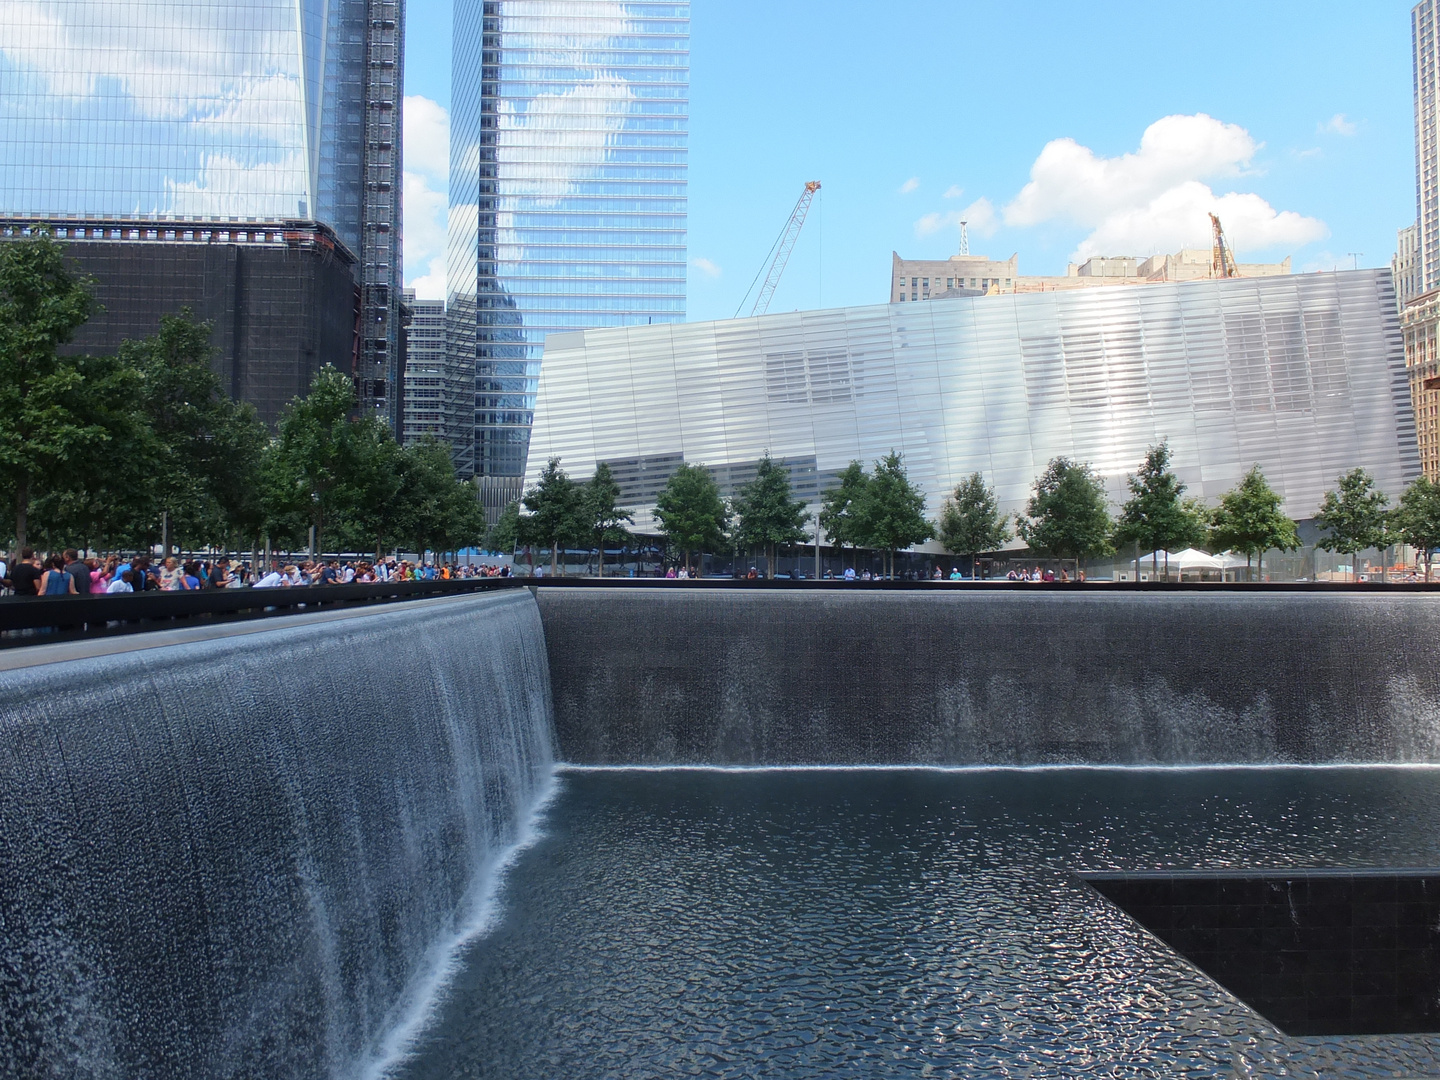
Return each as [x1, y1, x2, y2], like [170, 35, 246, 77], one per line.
[450, 0, 689, 513]
[0, 0, 404, 427]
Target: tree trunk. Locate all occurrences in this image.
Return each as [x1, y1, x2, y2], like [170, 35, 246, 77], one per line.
[14, 477, 27, 551]
[596, 533, 603, 578]
[551, 541, 559, 576]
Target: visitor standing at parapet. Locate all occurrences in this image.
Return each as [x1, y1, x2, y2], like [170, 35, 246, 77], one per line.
[9, 549, 40, 596]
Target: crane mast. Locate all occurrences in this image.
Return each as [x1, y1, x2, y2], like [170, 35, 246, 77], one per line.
[738, 181, 821, 318]
[1210, 212, 1239, 279]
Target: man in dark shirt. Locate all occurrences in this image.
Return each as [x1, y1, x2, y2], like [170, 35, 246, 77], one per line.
[208, 557, 233, 589]
[10, 549, 41, 596]
[63, 549, 89, 595]
[318, 560, 339, 585]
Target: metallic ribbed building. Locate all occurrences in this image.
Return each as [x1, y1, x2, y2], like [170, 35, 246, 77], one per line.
[0, 0, 404, 428]
[449, 0, 689, 515]
[527, 270, 1419, 533]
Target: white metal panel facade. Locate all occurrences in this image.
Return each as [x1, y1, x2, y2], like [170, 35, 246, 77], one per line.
[528, 270, 1420, 532]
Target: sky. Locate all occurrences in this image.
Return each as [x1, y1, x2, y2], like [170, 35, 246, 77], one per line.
[404, 1, 1419, 322]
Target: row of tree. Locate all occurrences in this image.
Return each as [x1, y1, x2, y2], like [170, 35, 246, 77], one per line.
[939, 440, 1440, 580]
[508, 439, 1440, 581]
[0, 234, 484, 556]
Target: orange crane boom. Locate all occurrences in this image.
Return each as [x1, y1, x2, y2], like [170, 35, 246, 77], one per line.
[1210, 212, 1239, 279]
[736, 181, 821, 318]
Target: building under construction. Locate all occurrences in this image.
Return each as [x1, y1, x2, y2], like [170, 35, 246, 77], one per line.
[891, 247, 1294, 304]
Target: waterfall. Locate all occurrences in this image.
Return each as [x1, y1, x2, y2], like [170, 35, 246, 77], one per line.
[538, 589, 1440, 766]
[0, 590, 555, 1079]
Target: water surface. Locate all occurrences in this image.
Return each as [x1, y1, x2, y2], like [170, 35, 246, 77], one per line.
[393, 767, 1440, 1079]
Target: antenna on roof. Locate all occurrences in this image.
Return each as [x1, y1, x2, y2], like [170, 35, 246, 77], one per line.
[958, 220, 970, 257]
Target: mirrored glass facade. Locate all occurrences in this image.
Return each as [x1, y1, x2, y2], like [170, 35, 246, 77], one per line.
[450, 0, 688, 511]
[0, 0, 403, 428]
[527, 270, 1420, 534]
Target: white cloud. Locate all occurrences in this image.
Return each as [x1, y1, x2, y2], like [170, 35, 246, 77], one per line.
[1073, 182, 1327, 262]
[914, 197, 997, 240]
[166, 152, 309, 218]
[1000, 113, 1325, 261]
[402, 96, 451, 298]
[943, 185, 964, 199]
[404, 95, 450, 183]
[403, 169, 449, 298]
[689, 256, 722, 279]
[1321, 113, 1358, 136]
[899, 177, 920, 195]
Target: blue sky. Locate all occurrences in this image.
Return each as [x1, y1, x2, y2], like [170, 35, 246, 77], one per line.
[404, 1, 1418, 321]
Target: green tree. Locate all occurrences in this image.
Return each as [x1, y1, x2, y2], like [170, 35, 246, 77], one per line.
[818, 460, 869, 571]
[26, 351, 156, 551]
[126, 310, 268, 553]
[938, 472, 1012, 577]
[1018, 457, 1114, 570]
[1392, 476, 1440, 582]
[0, 232, 98, 548]
[731, 453, 810, 578]
[582, 462, 633, 576]
[1314, 467, 1390, 582]
[854, 450, 932, 578]
[654, 462, 729, 573]
[1208, 465, 1300, 581]
[262, 365, 369, 555]
[485, 499, 522, 556]
[1113, 440, 1208, 580]
[521, 456, 583, 575]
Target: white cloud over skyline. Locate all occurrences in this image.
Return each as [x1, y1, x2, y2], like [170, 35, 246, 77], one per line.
[1000, 113, 1326, 261]
[403, 94, 450, 300]
[898, 176, 920, 194]
[689, 256, 722, 278]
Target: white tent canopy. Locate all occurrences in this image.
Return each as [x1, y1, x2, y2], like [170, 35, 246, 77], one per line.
[1170, 548, 1222, 570]
[1133, 549, 1224, 572]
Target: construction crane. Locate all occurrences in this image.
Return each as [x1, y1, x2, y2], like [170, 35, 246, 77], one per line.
[1210, 212, 1239, 279]
[736, 181, 821, 318]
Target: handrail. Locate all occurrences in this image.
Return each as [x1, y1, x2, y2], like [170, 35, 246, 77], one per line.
[0, 578, 526, 648]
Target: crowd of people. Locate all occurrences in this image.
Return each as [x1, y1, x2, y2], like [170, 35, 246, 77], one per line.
[0, 548, 513, 596]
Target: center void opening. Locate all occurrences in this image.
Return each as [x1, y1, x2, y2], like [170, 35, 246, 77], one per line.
[1084, 870, 1440, 1036]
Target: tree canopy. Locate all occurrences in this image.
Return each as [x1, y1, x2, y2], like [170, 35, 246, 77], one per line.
[818, 460, 868, 563]
[731, 453, 810, 578]
[1113, 440, 1208, 575]
[0, 232, 100, 548]
[1018, 457, 1114, 563]
[582, 462, 633, 576]
[654, 461, 729, 571]
[1208, 465, 1299, 579]
[1314, 468, 1389, 580]
[1390, 476, 1440, 581]
[938, 472, 1011, 575]
[521, 456, 584, 574]
[854, 451, 932, 578]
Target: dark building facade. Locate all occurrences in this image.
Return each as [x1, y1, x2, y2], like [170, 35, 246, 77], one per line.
[0, 1, 402, 433]
[17, 219, 359, 429]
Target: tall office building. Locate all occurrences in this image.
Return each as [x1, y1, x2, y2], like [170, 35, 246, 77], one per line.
[0, 0, 404, 429]
[1416, 1, 1440, 294]
[450, 0, 689, 516]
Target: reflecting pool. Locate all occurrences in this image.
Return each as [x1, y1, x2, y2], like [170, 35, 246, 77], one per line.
[393, 767, 1440, 1079]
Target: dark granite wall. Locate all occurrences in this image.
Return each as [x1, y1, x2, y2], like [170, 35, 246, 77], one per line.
[536, 589, 1440, 766]
[1086, 870, 1440, 1036]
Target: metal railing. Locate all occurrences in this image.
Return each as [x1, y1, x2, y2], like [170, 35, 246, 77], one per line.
[0, 577, 525, 649]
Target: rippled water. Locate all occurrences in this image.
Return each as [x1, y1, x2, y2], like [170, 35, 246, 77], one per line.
[390, 767, 1440, 1079]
